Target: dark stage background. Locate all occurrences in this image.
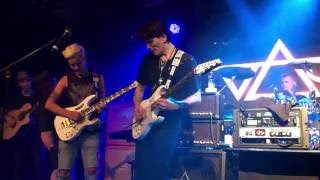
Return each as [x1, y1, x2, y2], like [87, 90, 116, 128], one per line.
[1, 0, 320, 105]
[2, 1, 320, 179]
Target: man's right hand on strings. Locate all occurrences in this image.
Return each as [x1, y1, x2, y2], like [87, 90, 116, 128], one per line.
[134, 105, 145, 123]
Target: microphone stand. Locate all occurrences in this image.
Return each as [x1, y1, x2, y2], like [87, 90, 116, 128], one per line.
[0, 38, 56, 74]
[0, 38, 57, 120]
[216, 76, 236, 95]
[217, 75, 249, 117]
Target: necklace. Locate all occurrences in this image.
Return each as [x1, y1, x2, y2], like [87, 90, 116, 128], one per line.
[158, 47, 176, 84]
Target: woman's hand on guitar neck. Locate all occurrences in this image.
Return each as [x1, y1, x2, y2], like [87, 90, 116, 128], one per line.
[95, 100, 106, 113]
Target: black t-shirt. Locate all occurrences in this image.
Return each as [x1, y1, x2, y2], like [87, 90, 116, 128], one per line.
[34, 81, 56, 132]
[8, 93, 37, 110]
[135, 50, 200, 180]
[137, 50, 200, 134]
[8, 91, 55, 133]
[137, 50, 200, 101]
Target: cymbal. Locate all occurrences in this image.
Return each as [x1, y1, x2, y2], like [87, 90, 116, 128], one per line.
[214, 67, 255, 80]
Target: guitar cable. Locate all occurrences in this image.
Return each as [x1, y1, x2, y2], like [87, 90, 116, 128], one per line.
[210, 113, 218, 147]
[125, 121, 141, 129]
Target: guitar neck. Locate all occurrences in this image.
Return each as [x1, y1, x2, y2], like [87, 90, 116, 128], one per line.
[103, 86, 134, 104]
[162, 59, 222, 98]
[163, 70, 195, 98]
[85, 82, 136, 115]
[101, 81, 137, 105]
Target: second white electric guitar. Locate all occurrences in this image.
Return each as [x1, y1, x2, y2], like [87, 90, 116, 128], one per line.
[132, 59, 222, 140]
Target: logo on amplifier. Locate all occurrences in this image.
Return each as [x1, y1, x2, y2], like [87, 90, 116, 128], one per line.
[255, 129, 266, 136]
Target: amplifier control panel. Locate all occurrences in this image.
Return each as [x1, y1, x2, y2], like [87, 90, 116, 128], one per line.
[239, 110, 300, 127]
[239, 127, 301, 138]
[233, 107, 309, 149]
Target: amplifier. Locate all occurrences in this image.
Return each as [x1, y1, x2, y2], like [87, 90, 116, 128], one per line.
[174, 149, 226, 180]
[178, 120, 227, 147]
[233, 107, 310, 149]
[189, 93, 224, 119]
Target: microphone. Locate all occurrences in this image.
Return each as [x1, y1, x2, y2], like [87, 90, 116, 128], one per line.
[51, 29, 72, 52]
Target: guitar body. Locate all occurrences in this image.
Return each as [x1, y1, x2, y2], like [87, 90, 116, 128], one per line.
[132, 85, 165, 140]
[54, 81, 138, 141]
[54, 95, 100, 141]
[3, 103, 32, 140]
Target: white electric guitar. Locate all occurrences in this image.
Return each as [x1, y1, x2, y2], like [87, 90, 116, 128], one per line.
[132, 59, 222, 140]
[55, 81, 137, 141]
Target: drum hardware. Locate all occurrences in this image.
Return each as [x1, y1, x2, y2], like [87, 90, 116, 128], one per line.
[272, 89, 297, 105]
[309, 89, 320, 114]
[272, 87, 319, 117]
[209, 66, 256, 95]
[213, 66, 255, 80]
[289, 60, 320, 115]
[288, 58, 320, 66]
[309, 128, 320, 150]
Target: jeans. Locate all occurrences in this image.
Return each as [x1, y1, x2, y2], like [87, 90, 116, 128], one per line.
[58, 131, 99, 180]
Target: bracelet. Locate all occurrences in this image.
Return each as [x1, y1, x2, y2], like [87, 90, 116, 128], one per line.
[176, 102, 188, 109]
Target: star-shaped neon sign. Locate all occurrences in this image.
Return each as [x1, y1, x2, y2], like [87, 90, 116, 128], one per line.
[220, 39, 320, 101]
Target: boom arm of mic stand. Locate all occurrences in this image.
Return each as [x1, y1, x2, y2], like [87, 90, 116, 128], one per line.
[0, 38, 56, 120]
[216, 76, 236, 95]
[0, 38, 57, 74]
[216, 76, 249, 117]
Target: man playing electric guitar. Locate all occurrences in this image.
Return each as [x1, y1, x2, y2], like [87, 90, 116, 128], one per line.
[45, 43, 106, 180]
[133, 20, 201, 180]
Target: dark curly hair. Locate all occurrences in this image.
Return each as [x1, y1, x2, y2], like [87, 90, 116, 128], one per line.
[138, 20, 171, 42]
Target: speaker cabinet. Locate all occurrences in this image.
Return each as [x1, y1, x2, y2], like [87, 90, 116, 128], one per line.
[179, 120, 225, 147]
[104, 146, 135, 180]
[176, 149, 226, 180]
[193, 120, 224, 146]
[106, 103, 135, 146]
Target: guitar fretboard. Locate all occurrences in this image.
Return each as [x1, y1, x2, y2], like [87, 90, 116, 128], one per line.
[164, 71, 194, 98]
[82, 81, 137, 116]
[163, 60, 221, 98]
[104, 82, 137, 104]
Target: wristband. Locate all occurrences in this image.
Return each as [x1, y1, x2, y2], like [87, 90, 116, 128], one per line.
[176, 102, 188, 109]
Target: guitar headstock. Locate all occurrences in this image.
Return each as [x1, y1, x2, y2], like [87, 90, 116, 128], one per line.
[194, 59, 222, 75]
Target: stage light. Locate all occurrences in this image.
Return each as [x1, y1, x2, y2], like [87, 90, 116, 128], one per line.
[169, 24, 180, 34]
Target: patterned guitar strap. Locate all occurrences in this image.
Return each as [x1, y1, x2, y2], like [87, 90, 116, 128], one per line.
[92, 73, 100, 97]
[164, 49, 184, 89]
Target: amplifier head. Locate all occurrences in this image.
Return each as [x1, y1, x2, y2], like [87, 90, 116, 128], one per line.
[178, 120, 226, 148]
[189, 93, 225, 119]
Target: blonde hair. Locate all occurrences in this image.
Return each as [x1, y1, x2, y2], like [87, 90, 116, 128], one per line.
[62, 43, 86, 59]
